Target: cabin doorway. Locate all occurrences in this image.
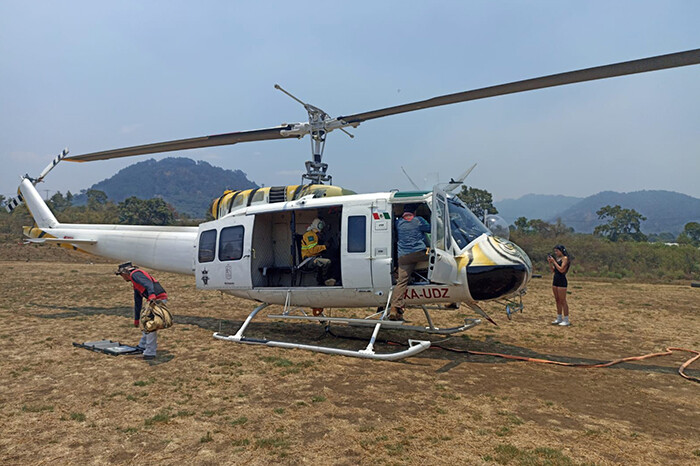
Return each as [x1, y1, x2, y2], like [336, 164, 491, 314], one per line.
[251, 206, 342, 288]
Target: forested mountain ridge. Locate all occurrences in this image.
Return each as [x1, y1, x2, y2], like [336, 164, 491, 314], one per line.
[74, 157, 258, 217]
[495, 190, 700, 235]
[554, 190, 700, 235]
[495, 194, 582, 226]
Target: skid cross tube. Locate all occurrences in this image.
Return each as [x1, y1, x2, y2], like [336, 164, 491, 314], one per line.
[226, 302, 270, 342]
[421, 305, 437, 330]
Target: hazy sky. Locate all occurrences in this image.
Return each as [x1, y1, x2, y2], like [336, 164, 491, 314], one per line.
[1, 1, 699, 203]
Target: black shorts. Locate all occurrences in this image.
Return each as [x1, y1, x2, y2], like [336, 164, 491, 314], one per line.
[553, 274, 568, 288]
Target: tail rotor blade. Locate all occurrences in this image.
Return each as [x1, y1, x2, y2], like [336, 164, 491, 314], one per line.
[36, 148, 69, 182]
[5, 194, 23, 213]
[6, 148, 69, 213]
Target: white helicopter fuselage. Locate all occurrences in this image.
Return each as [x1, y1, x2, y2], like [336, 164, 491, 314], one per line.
[19, 178, 532, 309]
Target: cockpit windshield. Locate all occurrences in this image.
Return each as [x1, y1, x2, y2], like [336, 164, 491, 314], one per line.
[448, 198, 490, 249]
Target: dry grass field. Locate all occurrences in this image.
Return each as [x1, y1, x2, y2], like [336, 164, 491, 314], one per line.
[0, 257, 699, 465]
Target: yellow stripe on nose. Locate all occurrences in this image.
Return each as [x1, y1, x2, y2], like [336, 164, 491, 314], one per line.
[470, 244, 497, 266]
[455, 253, 469, 271]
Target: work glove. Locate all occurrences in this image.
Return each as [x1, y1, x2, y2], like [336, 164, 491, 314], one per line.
[134, 319, 140, 327]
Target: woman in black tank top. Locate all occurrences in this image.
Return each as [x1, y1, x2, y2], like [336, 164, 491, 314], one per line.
[547, 244, 571, 326]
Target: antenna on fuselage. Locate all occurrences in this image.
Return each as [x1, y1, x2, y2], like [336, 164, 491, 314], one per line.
[444, 163, 477, 193]
[400, 166, 421, 190]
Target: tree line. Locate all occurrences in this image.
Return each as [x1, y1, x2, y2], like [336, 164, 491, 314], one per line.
[458, 186, 700, 281]
[0, 189, 196, 235]
[1, 186, 698, 281]
[457, 186, 699, 246]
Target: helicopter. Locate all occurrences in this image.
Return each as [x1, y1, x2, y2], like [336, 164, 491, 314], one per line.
[8, 48, 700, 360]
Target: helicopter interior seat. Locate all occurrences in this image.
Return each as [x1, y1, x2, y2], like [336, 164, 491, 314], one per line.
[253, 211, 299, 287]
[291, 233, 324, 286]
[290, 208, 342, 287]
[257, 234, 315, 287]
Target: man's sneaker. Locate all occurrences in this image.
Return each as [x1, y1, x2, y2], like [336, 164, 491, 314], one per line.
[143, 355, 156, 360]
[558, 320, 571, 327]
[324, 278, 336, 286]
[551, 318, 563, 325]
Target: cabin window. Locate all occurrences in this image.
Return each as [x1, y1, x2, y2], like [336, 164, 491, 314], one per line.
[252, 189, 266, 203]
[232, 194, 246, 210]
[433, 193, 450, 251]
[448, 198, 490, 248]
[347, 215, 366, 253]
[198, 229, 217, 263]
[219, 226, 244, 261]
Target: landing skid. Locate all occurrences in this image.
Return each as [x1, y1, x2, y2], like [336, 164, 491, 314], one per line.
[212, 299, 481, 361]
[266, 313, 480, 335]
[213, 303, 431, 360]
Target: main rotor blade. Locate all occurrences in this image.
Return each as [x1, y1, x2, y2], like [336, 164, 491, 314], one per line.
[338, 48, 700, 125]
[64, 125, 294, 162]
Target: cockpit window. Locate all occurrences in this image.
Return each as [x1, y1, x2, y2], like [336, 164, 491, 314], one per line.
[448, 198, 490, 249]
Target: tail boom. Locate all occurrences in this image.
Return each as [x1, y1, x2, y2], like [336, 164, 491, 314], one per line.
[18, 178, 58, 228]
[18, 177, 197, 275]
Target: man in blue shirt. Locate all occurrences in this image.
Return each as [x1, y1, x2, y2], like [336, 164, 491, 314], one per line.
[389, 204, 431, 320]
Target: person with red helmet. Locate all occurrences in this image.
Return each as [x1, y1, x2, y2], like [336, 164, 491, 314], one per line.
[116, 262, 168, 359]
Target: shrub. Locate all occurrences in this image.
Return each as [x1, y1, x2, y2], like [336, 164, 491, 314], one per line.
[511, 232, 700, 281]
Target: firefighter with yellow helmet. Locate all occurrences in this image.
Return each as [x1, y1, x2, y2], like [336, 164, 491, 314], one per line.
[301, 218, 336, 286]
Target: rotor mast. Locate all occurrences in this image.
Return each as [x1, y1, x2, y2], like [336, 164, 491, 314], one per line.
[275, 84, 354, 185]
[303, 99, 330, 185]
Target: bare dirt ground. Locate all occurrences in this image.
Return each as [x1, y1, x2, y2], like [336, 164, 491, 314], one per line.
[0, 258, 698, 465]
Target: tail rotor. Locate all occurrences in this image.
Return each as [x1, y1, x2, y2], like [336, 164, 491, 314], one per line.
[5, 148, 68, 213]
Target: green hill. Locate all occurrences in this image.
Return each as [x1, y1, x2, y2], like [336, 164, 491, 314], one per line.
[75, 157, 258, 218]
